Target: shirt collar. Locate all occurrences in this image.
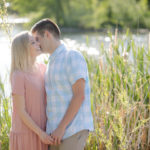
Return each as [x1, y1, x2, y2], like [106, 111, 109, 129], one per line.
[49, 44, 66, 63]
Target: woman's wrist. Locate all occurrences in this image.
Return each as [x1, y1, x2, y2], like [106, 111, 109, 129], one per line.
[37, 129, 43, 137]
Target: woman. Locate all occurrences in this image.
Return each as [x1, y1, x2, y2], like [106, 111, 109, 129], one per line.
[9, 31, 53, 150]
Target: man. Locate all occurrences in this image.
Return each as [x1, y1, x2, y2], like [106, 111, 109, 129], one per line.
[31, 18, 94, 150]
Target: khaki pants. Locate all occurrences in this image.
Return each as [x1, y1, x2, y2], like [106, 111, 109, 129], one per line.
[49, 130, 89, 150]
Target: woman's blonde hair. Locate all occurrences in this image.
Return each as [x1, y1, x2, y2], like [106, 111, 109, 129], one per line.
[10, 31, 32, 79]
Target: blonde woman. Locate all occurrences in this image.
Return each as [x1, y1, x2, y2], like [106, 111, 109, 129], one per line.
[9, 31, 54, 150]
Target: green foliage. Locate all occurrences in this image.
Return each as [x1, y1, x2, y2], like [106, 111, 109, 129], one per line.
[0, 0, 13, 40]
[7, 0, 150, 29]
[1, 2, 150, 148]
[0, 2, 12, 149]
[0, 30, 150, 149]
[84, 30, 150, 150]
[0, 77, 11, 150]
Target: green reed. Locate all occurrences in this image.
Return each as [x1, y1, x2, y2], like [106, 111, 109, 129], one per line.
[0, 1, 12, 148]
[0, 29, 150, 150]
[85, 30, 150, 150]
[0, 77, 11, 150]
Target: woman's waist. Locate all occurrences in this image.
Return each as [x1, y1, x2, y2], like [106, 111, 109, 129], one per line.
[11, 113, 47, 132]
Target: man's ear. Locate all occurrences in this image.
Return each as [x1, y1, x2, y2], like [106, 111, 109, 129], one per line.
[45, 30, 52, 38]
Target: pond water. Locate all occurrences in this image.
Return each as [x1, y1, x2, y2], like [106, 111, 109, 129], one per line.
[0, 23, 149, 96]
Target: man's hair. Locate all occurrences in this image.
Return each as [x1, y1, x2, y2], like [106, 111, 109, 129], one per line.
[31, 18, 61, 39]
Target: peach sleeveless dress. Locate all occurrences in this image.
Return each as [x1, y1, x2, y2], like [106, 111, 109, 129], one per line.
[9, 64, 48, 150]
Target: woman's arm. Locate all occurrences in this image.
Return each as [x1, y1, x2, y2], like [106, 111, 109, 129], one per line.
[12, 94, 54, 145]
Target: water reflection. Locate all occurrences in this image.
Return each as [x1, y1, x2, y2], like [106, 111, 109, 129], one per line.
[0, 24, 149, 96]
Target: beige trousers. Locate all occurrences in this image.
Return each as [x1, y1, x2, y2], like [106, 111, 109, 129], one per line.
[49, 130, 89, 150]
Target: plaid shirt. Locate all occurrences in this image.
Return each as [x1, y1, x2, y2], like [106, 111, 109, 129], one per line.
[45, 44, 94, 139]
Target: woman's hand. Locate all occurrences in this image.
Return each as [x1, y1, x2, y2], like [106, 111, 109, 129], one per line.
[12, 94, 54, 145]
[39, 131, 54, 145]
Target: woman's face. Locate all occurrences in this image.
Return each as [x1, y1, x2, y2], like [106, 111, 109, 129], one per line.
[28, 35, 41, 58]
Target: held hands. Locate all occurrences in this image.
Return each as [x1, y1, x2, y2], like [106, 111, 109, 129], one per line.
[38, 126, 66, 146]
[39, 131, 54, 145]
[51, 125, 66, 145]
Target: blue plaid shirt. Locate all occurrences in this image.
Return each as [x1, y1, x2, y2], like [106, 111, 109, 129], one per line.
[45, 44, 94, 139]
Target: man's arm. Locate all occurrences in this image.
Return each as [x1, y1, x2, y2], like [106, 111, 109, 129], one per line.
[51, 78, 85, 145]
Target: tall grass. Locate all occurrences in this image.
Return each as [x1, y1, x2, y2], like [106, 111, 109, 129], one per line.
[0, 23, 150, 150]
[0, 77, 11, 150]
[1, 0, 150, 149]
[1, 31, 150, 150]
[0, 1, 12, 149]
[85, 30, 150, 150]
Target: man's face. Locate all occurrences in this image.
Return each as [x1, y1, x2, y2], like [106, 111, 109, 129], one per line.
[32, 31, 49, 53]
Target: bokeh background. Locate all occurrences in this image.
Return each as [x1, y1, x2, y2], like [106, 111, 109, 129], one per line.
[1, 0, 150, 150]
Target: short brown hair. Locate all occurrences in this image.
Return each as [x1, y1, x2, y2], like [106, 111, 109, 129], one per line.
[31, 18, 61, 38]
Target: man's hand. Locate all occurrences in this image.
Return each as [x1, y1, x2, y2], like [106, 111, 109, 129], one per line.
[39, 131, 54, 145]
[51, 125, 66, 145]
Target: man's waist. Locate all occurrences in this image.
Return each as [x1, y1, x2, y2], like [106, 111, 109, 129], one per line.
[46, 123, 94, 139]
[46, 115, 94, 131]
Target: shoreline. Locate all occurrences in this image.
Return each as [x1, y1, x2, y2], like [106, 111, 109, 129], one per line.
[61, 27, 150, 35]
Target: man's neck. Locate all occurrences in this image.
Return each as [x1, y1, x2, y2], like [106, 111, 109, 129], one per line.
[49, 40, 61, 55]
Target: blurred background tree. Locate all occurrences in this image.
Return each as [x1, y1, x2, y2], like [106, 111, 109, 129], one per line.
[6, 0, 150, 29]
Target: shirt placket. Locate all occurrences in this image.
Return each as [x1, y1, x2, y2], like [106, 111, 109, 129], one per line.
[48, 59, 53, 91]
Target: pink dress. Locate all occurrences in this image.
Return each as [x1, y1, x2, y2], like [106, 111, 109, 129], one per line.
[9, 64, 48, 150]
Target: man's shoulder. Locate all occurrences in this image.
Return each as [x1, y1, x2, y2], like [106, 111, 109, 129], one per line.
[66, 49, 84, 60]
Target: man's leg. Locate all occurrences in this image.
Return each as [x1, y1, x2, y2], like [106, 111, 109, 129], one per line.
[59, 130, 89, 150]
[49, 145, 59, 150]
